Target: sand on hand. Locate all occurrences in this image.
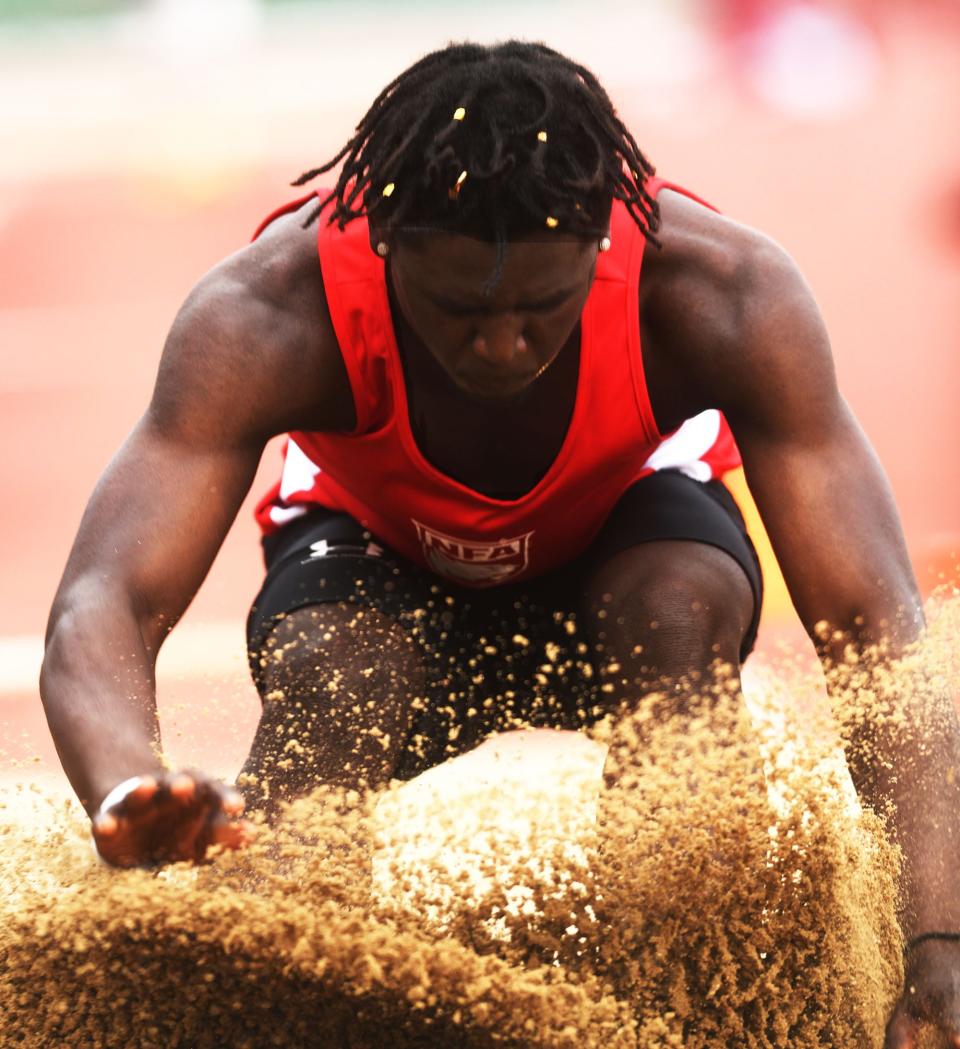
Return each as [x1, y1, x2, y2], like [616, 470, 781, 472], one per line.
[3, 591, 958, 1048]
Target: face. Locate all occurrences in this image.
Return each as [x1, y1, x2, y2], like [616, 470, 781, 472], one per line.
[383, 231, 598, 402]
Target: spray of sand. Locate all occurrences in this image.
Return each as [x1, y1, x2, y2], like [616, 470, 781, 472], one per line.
[2, 591, 958, 1047]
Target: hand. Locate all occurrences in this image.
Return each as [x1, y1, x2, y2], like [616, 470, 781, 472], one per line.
[91, 770, 256, 869]
[885, 939, 960, 1048]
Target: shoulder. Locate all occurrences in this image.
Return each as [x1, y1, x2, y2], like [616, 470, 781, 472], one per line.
[641, 189, 836, 429]
[151, 200, 354, 443]
[642, 188, 813, 358]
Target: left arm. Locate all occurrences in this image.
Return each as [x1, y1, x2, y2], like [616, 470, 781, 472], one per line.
[717, 237, 960, 1044]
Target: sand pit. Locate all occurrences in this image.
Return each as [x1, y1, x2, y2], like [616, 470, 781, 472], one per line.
[3, 593, 959, 1048]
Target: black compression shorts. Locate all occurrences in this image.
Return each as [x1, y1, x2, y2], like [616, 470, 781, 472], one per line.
[246, 469, 763, 779]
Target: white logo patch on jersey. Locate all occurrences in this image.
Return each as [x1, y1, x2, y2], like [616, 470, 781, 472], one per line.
[412, 520, 532, 585]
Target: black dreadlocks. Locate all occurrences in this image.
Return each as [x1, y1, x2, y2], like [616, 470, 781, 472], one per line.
[293, 40, 660, 262]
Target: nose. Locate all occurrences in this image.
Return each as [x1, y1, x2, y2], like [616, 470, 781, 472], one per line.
[471, 318, 529, 369]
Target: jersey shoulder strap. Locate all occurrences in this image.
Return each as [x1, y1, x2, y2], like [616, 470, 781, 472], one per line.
[252, 190, 390, 436]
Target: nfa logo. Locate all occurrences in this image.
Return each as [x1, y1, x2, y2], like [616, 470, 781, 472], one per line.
[412, 520, 533, 586]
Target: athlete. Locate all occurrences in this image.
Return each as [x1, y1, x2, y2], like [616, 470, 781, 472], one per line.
[39, 41, 960, 1045]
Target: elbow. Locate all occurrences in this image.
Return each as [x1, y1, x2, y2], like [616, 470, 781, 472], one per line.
[40, 578, 143, 698]
[40, 601, 88, 702]
[809, 596, 925, 668]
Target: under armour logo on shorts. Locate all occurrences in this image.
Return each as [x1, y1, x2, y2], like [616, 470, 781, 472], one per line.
[305, 539, 384, 561]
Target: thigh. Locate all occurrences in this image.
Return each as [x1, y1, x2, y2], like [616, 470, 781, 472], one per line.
[247, 510, 598, 780]
[247, 509, 433, 695]
[240, 600, 427, 803]
[394, 581, 602, 778]
[244, 474, 764, 775]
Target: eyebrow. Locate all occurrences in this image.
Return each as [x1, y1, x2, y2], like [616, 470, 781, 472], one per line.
[430, 285, 581, 312]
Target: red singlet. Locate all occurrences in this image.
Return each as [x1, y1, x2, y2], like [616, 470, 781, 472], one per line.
[254, 179, 741, 587]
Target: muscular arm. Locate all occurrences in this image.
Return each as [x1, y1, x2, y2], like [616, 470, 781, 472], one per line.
[41, 217, 347, 816]
[676, 221, 960, 941]
[720, 241, 920, 644]
[642, 193, 960, 1039]
[41, 413, 260, 815]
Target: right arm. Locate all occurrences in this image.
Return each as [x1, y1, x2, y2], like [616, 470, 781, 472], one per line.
[41, 276, 271, 814]
[41, 223, 347, 861]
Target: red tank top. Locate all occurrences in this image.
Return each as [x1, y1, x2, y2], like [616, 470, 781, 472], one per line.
[254, 179, 740, 587]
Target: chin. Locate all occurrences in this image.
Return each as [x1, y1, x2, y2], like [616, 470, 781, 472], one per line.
[457, 377, 535, 404]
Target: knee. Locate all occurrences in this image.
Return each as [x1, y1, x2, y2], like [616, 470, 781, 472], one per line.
[253, 602, 422, 702]
[582, 542, 754, 679]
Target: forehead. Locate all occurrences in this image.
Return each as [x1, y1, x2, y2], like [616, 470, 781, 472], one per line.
[396, 232, 594, 298]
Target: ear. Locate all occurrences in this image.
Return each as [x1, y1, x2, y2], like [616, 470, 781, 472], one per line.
[368, 226, 391, 255]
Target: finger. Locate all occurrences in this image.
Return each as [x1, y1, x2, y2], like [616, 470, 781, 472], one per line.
[184, 774, 222, 813]
[120, 775, 159, 812]
[191, 777, 244, 819]
[169, 772, 196, 803]
[221, 789, 245, 817]
[884, 1004, 918, 1049]
[94, 835, 143, 869]
[209, 817, 257, 851]
[139, 778, 221, 864]
[172, 801, 222, 863]
[92, 811, 119, 837]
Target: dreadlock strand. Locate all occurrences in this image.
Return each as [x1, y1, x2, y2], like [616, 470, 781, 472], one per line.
[381, 183, 423, 232]
[294, 40, 662, 243]
[559, 72, 659, 226]
[371, 110, 437, 196]
[294, 50, 460, 200]
[615, 186, 662, 246]
[493, 68, 550, 137]
[291, 128, 365, 187]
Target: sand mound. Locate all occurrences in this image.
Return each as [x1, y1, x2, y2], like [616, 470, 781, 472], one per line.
[3, 592, 958, 1048]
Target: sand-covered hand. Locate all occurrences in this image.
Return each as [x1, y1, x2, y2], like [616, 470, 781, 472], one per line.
[91, 771, 256, 869]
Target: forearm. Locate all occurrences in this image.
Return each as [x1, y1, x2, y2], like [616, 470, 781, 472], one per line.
[40, 584, 166, 815]
[841, 672, 960, 938]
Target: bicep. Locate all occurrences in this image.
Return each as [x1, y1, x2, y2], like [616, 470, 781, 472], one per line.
[50, 281, 273, 649]
[722, 246, 920, 644]
[58, 414, 263, 640]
